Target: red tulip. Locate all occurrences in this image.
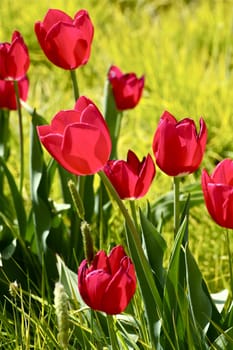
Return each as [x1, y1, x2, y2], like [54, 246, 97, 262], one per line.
[108, 65, 144, 110]
[0, 76, 29, 110]
[35, 9, 94, 70]
[37, 96, 111, 175]
[152, 111, 207, 177]
[0, 31, 30, 80]
[202, 159, 233, 229]
[104, 150, 155, 199]
[78, 245, 136, 314]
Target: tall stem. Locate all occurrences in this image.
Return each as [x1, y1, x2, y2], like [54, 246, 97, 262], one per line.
[225, 229, 233, 297]
[14, 80, 24, 194]
[106, 314, 119, 349]
[70, 69, 79, 101]
[173, 176, 180, 238]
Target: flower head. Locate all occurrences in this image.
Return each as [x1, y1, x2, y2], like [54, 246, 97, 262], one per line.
[78, 245, 136, 314]
[37, 96, 112, 175]
[202, 159, 233, 229]
[108, 65, 144, 110]
[35, 9, 94, 70]
[0, 31, 30, 80]
[104, 150, 155, 199]
[152, 111, 207, 177]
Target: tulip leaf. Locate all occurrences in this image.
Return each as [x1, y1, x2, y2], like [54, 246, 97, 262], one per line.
[210, 327, 233, 349]
[125, 225, 162, 348]
[30, 119, 51, 260]
[162, 217, 188, 348]
[184, 244, 212, 331]
[0, 158, 27, 238]
[103, 77, 120, 159]
[139, 208, 166, 287]
[151, 183, 203, 226]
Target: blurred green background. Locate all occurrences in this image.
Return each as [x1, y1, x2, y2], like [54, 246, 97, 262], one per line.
[1, 0, 233, 291]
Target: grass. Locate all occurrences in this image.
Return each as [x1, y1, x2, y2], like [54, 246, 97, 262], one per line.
[1, 0, 233, 347]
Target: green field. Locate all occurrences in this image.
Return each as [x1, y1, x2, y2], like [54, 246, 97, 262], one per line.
[1, 0, 233, 348]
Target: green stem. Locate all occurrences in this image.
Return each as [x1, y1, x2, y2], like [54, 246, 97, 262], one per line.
[106, 314, 119, 349]
[225, 229, 233, 297]
[173, 176, 180, 238]
[70, 69, 79, 101]
[111, 111, 123, 159]
[14, 80, 24, 194]
[129, 200, 139, 232]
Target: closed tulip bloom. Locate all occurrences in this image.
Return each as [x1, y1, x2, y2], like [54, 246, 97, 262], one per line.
[108, 65, 144, 110]
[37, 96, 111, 175]
[0, 31, 30, 80]
[202, 159, 233, 229]
[104, 150, 155, 199]
[0, 76, 29, 110]
[35, 9, 94, 70]
[78, 245, 136, 314]
[152, 111, 207, 177]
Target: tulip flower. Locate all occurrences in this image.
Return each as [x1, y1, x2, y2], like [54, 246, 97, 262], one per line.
[35, 9, 94, 70]
[78, 245, 136, 314]
[108, 65, 144, 110]
[37, 96, 111, 175]
[202, 159, 233, 229]
[0, 31, 30, 80]
[0, 76, 29, 110]
[104, 150, 155, 199]
[152, 111, 207, 177]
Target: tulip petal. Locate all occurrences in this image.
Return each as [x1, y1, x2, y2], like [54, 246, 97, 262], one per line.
[103, 257, 136, 314]
[61, 123, 110, 174]
[45, 22, 88, 69]
[108, 246, 126, 275]
[41, 9, 73, 31]
[135, 154, 155, 198]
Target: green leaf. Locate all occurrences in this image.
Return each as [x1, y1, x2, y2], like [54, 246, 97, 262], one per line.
[56, 254, 81, 303]
[151, 183, 204, 226]
[103, 77, 121, 159]
[185, 244, 212, 331]
[210, 327, 233, 349]
[0, 159, 27, 238]
[139, 209, 166, 287]
[125, 225, 162, 349]
[30, 118, 51, 260]
[162, 217, 188, 348]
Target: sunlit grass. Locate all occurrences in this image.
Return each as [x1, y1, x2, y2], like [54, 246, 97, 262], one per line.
[1, 0, 233, 345]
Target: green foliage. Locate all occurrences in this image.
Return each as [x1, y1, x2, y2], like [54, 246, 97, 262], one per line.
[0, 0, 233, 348]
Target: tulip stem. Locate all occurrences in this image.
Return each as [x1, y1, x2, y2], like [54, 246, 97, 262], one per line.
[129, 200, 139, 232]
[70, 69, 79, 101]
[111, 111, 123, 158]
[14, 80, 24, 194]
[225, 229, 233, 297]
[173, 176, 180, 238]
[106, 314, 119, 348]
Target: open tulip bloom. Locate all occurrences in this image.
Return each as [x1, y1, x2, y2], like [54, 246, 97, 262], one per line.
[35, 9, 94, 70]
[37, 96, 112, 175]
[0, 31, 30, 81]
[104, 150, 155, 199]
[78, 245, 136, 315]
[152, 111, 207, 177]
[108, 65, 145, 110]
[202, 159, 233, 229]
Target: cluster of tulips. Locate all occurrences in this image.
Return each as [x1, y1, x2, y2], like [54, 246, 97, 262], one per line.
[1, 7, 233, 318]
